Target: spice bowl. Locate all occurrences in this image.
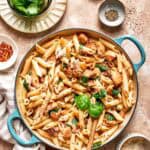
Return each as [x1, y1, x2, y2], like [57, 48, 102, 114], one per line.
[98, 0, 125, 27]
[116, 133, 150, 150]
[0, 34, 18, 71]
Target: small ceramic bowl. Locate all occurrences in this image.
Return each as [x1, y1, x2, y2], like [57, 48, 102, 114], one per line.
[116, 133, 150, 150]
[7, 0, 51, 18]
[99, 0, 125, 27]
[0, 34, 18, 71]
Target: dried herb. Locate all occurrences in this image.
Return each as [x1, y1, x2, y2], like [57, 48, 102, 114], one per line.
[105, 9, 118, 21]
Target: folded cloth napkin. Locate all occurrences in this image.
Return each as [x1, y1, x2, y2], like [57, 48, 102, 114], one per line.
[0, 64, 46, 150]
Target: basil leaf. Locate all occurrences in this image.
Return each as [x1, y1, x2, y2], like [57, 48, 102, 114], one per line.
[62, 63, 68, 68]
[23, 79, 29, 91]
[48, 108, 59, 115]
[72, 118, 78, 125]
[92, 141, 102, 150]
[79, 44, 84, 49]
[93, 89, 107, 100]
[95, 64, 108, 72]
[112, 89, 120, 96]
[105, 113, 115, 121]
[27, 4, 39, 16]
[81, 76, 89, 84]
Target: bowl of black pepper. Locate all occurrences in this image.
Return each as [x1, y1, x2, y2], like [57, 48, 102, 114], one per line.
[98, 0, 125, 27]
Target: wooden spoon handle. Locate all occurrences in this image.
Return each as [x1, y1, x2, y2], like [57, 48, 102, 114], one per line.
[87, 119, 98, 150]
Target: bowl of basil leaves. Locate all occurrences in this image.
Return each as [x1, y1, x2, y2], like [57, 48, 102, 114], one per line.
[8, 0, 51, 18]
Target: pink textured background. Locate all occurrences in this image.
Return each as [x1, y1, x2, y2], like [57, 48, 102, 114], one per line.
[0, 0, 150, 149]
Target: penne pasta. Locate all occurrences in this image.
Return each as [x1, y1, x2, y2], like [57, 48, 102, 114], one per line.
[32, 119, 51, 129]
[52, 88, 72, 100]
[17, 33, 135, 150]
[36, 44, 46, 54]
[73, 35, 80, 53]
[43, 43, 57, 60]
[27, 87, 41, 97]
[107, 110, 124, 122]
[35, 57, 51, 68]
[32, 59, 42, 77]
[100, 38, 117, 51]
[21, 55, 33, 76]
[37, 129, 52, 140]
[27, 99, 43, 109]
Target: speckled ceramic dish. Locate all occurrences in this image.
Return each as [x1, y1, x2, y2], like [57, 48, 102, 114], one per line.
[0, 34, 18, 71]
[116, 133, 150, 150]
[99, 0, 125, 27]
[0, 0, 67, 34]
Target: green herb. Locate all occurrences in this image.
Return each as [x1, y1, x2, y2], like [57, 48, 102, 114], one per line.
[100, 89, 107, 98]
[23, 79, 29, 91]
[27, 4, 39, 16]
[93, 92, 101, 100]
[28, 71, 32, 75]
[88, 102, 104, 118]
[93, 89, 107, 100]
[72, 118, 78, 125]
[9, 0, 45, 16]
[95, 64, 108, 72]
[94, 76, 100, 80]
[81, 76, 89, 84]
[62, 63, 68, 68]
[66, 123, 72, 127]
[79, 44, 84, 49]
[75, 94, 90, 110]
[92, 141, 102, 150]
[57, 79, 62, 84]
[112, 89, 120, 96]
[48, 108, 59, 115]
[105, 113, 115, 121]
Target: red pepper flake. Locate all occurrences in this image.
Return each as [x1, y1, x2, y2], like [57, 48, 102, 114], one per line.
[0, 42, 13, 62]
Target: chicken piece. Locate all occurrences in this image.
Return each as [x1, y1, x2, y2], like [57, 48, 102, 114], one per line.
[111, 70, 122, 86]
[47, 103, 58, 112]
[59, 114, 69, 122]
[107, 110, 124, 122]
[63, 127, 72, 139]
[105, 50, 117, 61]
[96, 41, 106, 56]
[80, 46, 96, 55]
[54, 82, 64, 94]
[78, 33, 88, 44]
[88, 79, 102, 93]
[80, 62, 87, 70]
[50, 112, 60, 121]
[86, 39, 97, 50]
[47, 128, 58, 137]
[55, 45, 66, 59]
[83, 68, 100, 78]
[65, 57, 83, 78]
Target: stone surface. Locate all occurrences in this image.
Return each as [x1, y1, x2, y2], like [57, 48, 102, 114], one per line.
[0, 0, 150, 150]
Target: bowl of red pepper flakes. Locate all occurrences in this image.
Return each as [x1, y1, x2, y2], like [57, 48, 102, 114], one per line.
[0, 42, 13, 62]
[0, 34, 18, 71]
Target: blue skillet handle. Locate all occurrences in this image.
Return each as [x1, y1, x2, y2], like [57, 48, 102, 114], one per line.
[7, 109, 40, 146]
[114, 35, 146, 72]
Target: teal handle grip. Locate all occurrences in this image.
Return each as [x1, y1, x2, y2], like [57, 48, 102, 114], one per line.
[114, 35, 146, 72]
[7, 109, 40, 146]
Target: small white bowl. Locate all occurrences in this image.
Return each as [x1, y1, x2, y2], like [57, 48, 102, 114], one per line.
[0, 34, 18, 71]
[116, 133, 150, 150]
[99, 0, 125, 27]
